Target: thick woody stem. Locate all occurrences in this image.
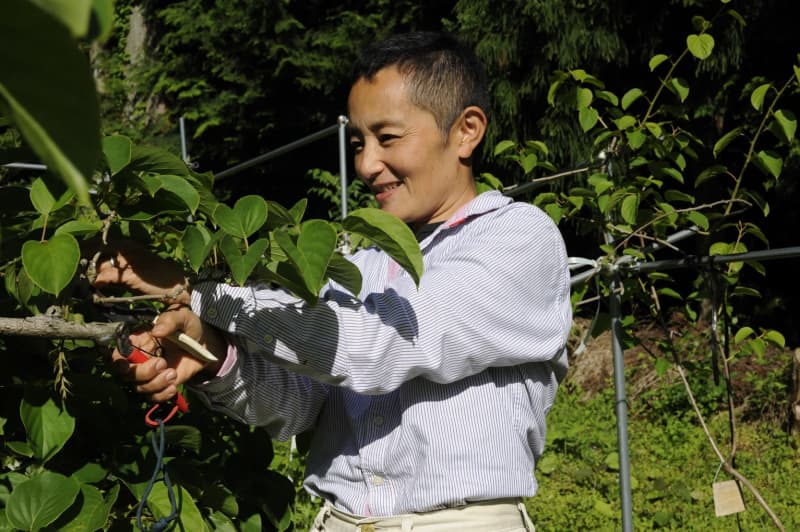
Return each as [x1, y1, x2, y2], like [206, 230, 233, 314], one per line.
[0, 316, 120, 345]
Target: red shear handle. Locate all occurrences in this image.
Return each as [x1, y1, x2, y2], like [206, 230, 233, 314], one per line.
[126, 346, 189, 426]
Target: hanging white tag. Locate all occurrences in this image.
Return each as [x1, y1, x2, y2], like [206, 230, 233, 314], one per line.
[713, 480, 745, 517]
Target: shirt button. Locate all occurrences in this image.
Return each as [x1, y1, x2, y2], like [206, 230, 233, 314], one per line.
[373, 415, 384, 426]
[373, 475, 384, 486]
[360, 526, 376, 532]
[262, 334, 274, 344]
[206, 307, 218, 319]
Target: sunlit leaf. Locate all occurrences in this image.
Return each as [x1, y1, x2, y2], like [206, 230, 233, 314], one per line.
[764, 329, 786, 348]
[620, 194, 639, 225]
[621, 88, 643, 110]
[754, 150, 783, 178]
[772, 109, 797, 143]
[686, 211, 709, 230]
[649, 54, 669, 71]
[343, 208, 423, 286]
[182, 224, 216, 271]
[57, 483, 119, 532]
[28, 0, 92, 38]
[578, 106, 599, 132]
[686, 34, 714, 59]
[712, 127, 743, 158]
[613, 115, 637, 130]
[219, 236, 269, 287]
[29, 178, 56, 215]
[494, 140, 516, 156]
[576, 87, 593, 110]
[21, 234, 80, 295]
[669, 78, 690, 102]
[750, 83, 771, 112]
[214, 195, 269, 239]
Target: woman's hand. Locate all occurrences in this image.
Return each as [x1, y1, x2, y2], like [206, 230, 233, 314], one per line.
[92, 240, 191, 305]
[112, 306, 226, 402]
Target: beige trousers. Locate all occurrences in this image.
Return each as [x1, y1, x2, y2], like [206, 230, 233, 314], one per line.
[310, 499, 536, 532]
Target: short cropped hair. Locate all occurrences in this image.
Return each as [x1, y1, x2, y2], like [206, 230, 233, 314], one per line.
[350, 31, 490, 136]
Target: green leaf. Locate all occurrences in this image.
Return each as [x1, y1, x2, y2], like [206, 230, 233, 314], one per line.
[214, 195, 269, 239]
[274, 220, 338, 298]
[102, 135, 132, 175]
[649, 54, 669, 71]
[28, 0, 93, 38]
[220, 236, 269, 287]
[755, 150, 783, 178]
[595, 90, 618, 106]
[343, 208, 423, 286]
[0, 0, 100, 206]
[686, 34, 715, 59]
[613, 115, 637, 130]
[750, 83, 771, 112]
[30, 178, 56, 215]
[147, 484, 205, 531]
[22, 233, 80, 295]
[620, 194, 639, 225]
[493, 140, 516, 156]
[20, 394, 75, 463]
[713, 127, 743, 158]
[668, 78, 690, 102]
[764, 329, 786, 348]
[604, 451, 620, 471]
[57, 483, 118, 532]
[156, 175, 201, 214]
[129, 144, 189, 176]
[657, 287, 682, 300]
[325, 253, 363, 297]
[593, 498, 616, 518]
[626, 129, 646, 150]
[89, 0, 115, 41]
[621, 88, 643, 110]
[7, 440, 34, 458]
[686, 211, 709, 230]
[182, 225, 216, 271]
[576, 87, 593, 110]
[70, 463, 108, 484]
[773, 109, 797, 143]
[54, 219, 103, 237]
[578, 106, 599, 132]
[6, 473, 78, 530]
[521, 153, 538, 174]
[734, 326, 755, 344]
[696, 164, 727, 186]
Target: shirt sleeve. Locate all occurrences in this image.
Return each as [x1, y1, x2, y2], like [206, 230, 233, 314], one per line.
[189, 339, 330, 440]
[190, 203, 571, 395]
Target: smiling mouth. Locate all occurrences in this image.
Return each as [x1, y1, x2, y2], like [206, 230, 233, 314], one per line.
[373, 182, 402, 200]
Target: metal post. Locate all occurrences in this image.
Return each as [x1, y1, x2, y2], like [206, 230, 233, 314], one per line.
[179, 117, 189, 163]
[610, 271, 634, 532]
[338, 115, 349, 220]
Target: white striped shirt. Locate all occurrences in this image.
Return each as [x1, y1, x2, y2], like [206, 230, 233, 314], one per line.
[190, 190, 572, 515]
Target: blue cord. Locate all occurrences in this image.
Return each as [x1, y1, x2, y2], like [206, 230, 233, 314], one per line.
[136, 419, 179, 532]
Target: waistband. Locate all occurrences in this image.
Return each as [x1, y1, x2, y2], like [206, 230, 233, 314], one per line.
[312, 498, 535, 532]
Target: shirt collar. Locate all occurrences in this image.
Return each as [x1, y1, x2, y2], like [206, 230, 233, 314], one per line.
[418, 190, 512, 244]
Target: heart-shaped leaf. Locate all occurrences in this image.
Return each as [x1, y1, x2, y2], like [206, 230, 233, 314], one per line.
[21, 233, 80, 295]
[6, 471, 80, 531]
[755, 150, 783, 178]
[129, 144, 189, 176]
[102, 135, 132, 175]
[686, 33, 714, 60]
[0, 0, 100, 206]
[274, 220, 337, 298]
[773, 109, 797, 143]
[343, 208, 423, 286]
[219, 236, 269, 286]
[214, 195, 269, 239]
[579, 106, 599, 132]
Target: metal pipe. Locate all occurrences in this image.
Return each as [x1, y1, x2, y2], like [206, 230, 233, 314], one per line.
[610, 271, 634, 532]
[338, 116, 349, 220]
[179, 117, 189, 163]
[214, 124, 339, 181]
[626, 246, 800, 274]
[2, 163, 47, 171]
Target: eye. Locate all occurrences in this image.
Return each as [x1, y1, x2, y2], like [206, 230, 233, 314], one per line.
[378, 134, 398, 144]
[349, 138, 363, 153]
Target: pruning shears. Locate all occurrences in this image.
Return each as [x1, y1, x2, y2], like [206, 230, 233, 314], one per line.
[115, 323, 189, 427]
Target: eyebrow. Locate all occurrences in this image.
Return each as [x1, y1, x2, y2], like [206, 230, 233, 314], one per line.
[348, 120, 405, 136]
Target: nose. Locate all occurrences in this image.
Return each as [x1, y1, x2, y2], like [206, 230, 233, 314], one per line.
[354, 140, 383, 183]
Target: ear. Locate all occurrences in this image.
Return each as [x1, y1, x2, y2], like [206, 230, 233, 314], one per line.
[453, 106, 488, 160]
